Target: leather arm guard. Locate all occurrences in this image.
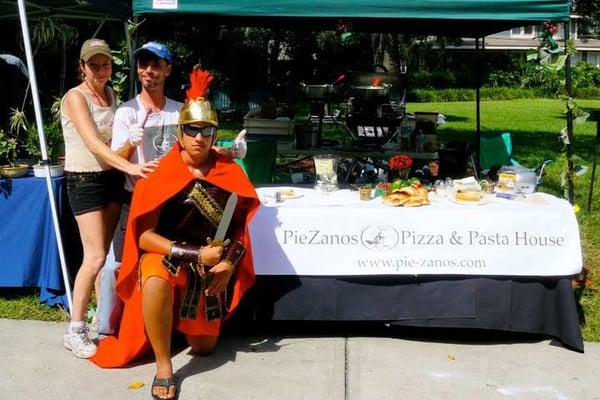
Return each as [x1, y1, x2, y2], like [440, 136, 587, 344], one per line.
[221, 240, 246, 271]
[162, 241, 202, 276]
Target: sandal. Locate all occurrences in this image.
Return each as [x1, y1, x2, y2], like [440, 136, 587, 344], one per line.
[151, 375, 177, 400]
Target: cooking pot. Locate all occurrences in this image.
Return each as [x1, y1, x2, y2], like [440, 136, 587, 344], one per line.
[350, 84, 391, 101]
[300, 83, 336, 99]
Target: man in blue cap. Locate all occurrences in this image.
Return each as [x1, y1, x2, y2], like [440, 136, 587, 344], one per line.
[93, 41, 182, 338]
[95, 41, 246, 337]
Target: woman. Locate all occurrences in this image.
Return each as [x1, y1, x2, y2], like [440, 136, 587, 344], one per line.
[90, 67, 260, 400]
[61, 38, 156, 358]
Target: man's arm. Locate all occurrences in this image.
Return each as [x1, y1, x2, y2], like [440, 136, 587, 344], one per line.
[111, 106, 138, 160]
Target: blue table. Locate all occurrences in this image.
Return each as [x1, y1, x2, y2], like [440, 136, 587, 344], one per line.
[0, 175, 69, 306]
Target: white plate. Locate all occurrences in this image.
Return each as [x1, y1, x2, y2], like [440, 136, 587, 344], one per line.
[448, 193, 492, 206]
[267, 188, 304, 200]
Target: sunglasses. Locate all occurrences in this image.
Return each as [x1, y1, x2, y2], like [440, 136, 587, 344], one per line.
[181, 124, 217, 138]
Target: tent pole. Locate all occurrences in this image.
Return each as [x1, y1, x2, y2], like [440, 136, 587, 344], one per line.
[475, 37, 481, 172]
[564, 21, 575, 204]
[127, 16, 139, 99]
[92, 17, 107, 37]
[16, 0, 73, 312]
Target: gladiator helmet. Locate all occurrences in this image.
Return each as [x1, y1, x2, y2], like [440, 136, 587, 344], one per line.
[177, 66, 218, 144]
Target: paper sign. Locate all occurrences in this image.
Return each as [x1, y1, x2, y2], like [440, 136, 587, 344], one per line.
[153, 0, 177, 9]
[496, 172, 516, 194]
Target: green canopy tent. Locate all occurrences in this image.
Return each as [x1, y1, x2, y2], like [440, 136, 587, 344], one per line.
[0, 0, 126, 21]
[131, 0, 573, 186]
[132, 0, 569, 36]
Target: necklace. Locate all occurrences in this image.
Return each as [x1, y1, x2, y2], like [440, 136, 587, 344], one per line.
[85, 80, 109, 108]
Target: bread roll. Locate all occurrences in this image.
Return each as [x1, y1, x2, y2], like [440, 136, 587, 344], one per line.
[383, 193, 410, 206]
[455, 191, 482, 202]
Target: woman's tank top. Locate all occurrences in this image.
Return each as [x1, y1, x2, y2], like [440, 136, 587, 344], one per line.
[61, 86, 117, 172]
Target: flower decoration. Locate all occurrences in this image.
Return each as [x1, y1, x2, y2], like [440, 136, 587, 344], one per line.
[540, 21, 559, 52]
[336, 20, 350, 33]
[388, 154, 413, 171]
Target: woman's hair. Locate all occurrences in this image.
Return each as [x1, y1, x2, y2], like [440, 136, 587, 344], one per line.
[76, 58, 85, 82]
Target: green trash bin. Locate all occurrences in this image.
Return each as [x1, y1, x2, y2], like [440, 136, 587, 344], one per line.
[215, 138, 277, 184]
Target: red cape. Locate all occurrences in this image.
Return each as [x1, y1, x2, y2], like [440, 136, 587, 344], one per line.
[91, 143, 259, 368]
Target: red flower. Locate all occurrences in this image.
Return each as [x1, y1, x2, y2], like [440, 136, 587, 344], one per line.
[388, 154, 413, 171]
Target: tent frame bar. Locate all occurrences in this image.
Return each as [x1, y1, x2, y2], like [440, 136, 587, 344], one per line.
[16, 0, 73, 312]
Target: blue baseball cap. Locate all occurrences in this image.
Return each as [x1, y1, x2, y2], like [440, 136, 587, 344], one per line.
[134, 41, 172, 63]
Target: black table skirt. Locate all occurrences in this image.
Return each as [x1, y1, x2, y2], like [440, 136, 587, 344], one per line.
[237, 275, 583, 352]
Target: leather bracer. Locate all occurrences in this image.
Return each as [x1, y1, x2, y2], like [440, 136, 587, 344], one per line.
[162, 241, 201, 276]
[222, 240, 245, 270]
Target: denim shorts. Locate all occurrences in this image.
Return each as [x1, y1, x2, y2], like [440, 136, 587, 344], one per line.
[65, 170, 124, 216]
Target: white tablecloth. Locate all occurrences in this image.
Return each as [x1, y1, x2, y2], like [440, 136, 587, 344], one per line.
[249, 187, 582, 276]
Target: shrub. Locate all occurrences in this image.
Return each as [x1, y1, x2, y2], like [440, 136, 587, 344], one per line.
[573, 87, 600, 99]
[572, 61, 600, 89]
[409, 87, 545, 102]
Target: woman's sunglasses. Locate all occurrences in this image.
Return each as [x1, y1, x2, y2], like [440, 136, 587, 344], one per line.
[181, 124, 217, 138]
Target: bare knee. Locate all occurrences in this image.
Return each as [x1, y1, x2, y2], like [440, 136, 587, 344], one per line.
[187, 335, 218, 355]
[142, 276, 171, 298]
[81, 253, 107, 275]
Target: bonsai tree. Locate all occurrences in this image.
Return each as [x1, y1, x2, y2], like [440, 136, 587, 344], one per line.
[0, 129, 18, 166]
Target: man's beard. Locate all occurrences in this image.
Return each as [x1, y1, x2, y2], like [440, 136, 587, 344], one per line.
[143, 80, 162, 90]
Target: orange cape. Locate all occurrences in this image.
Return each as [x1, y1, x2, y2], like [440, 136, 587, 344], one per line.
[91, 143, 259, 368]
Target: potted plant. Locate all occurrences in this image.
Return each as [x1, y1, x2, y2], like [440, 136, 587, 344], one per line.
[0, 129, 29, 178]
[24, 99, 65, 178]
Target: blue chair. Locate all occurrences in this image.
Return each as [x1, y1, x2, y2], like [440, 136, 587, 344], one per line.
[247, 89, 267, 112]
[211, 90, 237, 120]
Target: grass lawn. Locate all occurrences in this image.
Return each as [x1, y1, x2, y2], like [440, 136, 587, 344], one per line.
[1, 98, 599, 341]
[408, 99, 600, 342]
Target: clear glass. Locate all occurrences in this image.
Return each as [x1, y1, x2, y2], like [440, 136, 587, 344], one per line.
[434, 180, 447, 198]
[313, 154, 339, 193]
[481, 180, 495, 194]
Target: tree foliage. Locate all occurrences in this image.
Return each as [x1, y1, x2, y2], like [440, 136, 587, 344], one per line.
[572, 0, 600, 34]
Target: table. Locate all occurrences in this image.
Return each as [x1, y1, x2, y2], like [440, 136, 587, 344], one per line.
[243, 186, 584, 351]
[0, 175, 76, 306]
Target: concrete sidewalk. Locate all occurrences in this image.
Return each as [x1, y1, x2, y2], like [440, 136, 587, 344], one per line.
[0, 319, 598, 400]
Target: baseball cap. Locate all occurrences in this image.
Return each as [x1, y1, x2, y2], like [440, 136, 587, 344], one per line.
[80, 38, 113, 62]
[134, 41, 172, 63]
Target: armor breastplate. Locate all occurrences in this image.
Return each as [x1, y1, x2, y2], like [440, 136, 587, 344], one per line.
[157, 180, 230, 245]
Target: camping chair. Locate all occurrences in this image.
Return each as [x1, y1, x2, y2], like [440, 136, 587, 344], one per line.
[479, 132, 521, 175]
[477, 132, 553, 186]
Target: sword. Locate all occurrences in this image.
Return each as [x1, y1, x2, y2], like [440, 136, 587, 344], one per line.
[207, 192, 237, 248]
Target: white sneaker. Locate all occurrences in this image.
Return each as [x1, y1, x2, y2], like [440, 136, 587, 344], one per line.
[63, 324, 97, 358]
[90, 313, 99, 333]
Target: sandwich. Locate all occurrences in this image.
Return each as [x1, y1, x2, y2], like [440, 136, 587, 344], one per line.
[455, 191, 482, 202]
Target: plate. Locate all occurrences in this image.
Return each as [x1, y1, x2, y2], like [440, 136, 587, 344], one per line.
[267, 188, 304, 200]
[448, 193, 492, 206]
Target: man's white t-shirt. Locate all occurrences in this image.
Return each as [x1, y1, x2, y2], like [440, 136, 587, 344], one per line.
[111, 96, 182, 192]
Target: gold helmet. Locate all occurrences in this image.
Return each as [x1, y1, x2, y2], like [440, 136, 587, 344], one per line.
[177, 66, 218, 143]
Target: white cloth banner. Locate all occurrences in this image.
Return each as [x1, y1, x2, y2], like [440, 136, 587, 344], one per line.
[250, 187, 582, 276]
